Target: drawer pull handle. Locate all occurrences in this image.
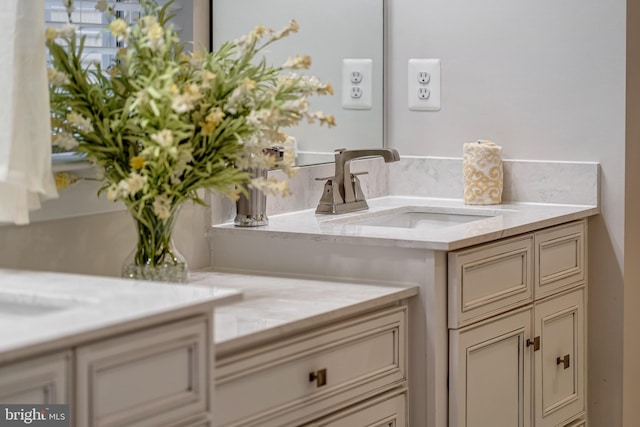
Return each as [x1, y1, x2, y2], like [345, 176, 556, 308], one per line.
[526, 336, 540, 351]
[309, 368, 327, 387]
[557, 354, 570, 369]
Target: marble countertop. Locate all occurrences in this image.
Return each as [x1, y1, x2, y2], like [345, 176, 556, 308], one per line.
[0, 269, 241, 363]
[190, 270, 418, 356]
[212, 196, 599, 251]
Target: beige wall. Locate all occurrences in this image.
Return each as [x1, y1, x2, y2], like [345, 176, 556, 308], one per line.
[0, 202, 211, 277]
[387, 0, 627, 424]
[624, 0, 640, 423]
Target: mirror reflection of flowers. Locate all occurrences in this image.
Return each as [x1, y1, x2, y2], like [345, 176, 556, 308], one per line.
[46, 0, 334, 281]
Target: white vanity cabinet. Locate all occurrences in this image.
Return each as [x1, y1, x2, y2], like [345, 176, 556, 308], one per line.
[213, 305, 409, 427]
[0, 314, 215, 427]
[0, 351, 71, 404]
[448, 221, 587, 427]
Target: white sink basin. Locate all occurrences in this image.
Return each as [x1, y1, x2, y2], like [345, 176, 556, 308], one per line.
[322, 206, 511, 230]
[349, 211, 491, 229]
[0, 289, 91, 319]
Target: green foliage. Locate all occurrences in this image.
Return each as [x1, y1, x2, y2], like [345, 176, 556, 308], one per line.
[46, 0, 334, 223]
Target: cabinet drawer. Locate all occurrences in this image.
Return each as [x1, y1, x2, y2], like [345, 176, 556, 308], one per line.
[303, 388, 407, 427]
[215, 306, 407, 427]
[562, 418, 586, 427]
[449, 235, 534, 328]
[535, 221, 585, 298]
[76, 317, 210, 427]
[0, 351, 70, 404]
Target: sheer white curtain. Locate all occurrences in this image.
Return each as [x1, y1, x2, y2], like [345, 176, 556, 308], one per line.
[0, 0, 57, 225]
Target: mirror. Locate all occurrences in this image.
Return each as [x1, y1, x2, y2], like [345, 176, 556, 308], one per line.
[211, 0, 384, 166]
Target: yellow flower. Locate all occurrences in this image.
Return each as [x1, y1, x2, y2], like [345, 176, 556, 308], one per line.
[54, 173, 79, 190]
[129, 156, 145, 170]
[283, 55, 311, 70]
[243, 78, 257, 91]
[200, 108, 226, 135]
[109, 19, 128, 38]
[254, 25, 267, 37]
[45, 27, 58, 41]
[147, 22, 163, 40]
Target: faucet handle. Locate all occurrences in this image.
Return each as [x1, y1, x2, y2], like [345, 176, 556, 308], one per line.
[315, 176, 335, 181]
[351, 171, 368, 177]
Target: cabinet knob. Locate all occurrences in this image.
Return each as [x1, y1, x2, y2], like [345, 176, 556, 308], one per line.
[309, 368, 327, 387]
[557, 354, 570, 369]
[526, 336, 540, 351]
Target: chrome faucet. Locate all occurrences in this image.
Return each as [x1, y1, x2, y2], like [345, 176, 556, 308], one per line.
[315, 148, 400, 214]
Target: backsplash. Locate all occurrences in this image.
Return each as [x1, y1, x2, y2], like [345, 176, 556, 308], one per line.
[210, 155, 599, 226]
[389, 156, 599, 206]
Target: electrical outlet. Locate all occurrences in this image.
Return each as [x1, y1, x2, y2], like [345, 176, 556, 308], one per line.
[418, 87, 430, 99]
[408, 59, 441, 111]
[418, 72, 430, 84]
[342, 58, 372, 110]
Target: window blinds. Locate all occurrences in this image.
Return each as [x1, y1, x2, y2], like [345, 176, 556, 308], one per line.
[44, 0, 145, 69]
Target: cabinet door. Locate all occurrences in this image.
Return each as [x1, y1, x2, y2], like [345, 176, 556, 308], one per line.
[450, 307, 533, 427]
[0, 352, 70, 404]
[76, 317, 209, 427]
[535, 288, 585, 427]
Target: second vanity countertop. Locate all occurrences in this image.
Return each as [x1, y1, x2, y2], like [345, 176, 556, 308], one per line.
[211, 196, 599, 251]
[0, 269, 241, 364]
[190, 270, 418, 356]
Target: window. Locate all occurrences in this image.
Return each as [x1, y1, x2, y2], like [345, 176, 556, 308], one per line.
[44, 0, 149, 69]
[45, 0, 146, 162]
[39, 0, 207, 222]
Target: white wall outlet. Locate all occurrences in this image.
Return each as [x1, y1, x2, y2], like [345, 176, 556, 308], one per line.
[418, 87, 430, 99]
[342, 58, 372, 110]
[408, 59, 440, 111]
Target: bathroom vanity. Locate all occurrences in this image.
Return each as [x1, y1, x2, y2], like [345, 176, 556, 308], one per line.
[0, 270, 240, 427]
[209, 196, 598, 427]
[190, 272, 417, 427]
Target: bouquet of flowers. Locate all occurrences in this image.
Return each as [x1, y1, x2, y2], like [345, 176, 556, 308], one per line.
[46, 0, 334, 281]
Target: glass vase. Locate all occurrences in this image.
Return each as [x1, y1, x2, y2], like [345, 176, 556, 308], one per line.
[121, 204, 188, 283]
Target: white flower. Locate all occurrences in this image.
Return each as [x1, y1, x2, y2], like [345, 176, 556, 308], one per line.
[171, 95, 193, 114]
[246, 109, 273, 127]
[150, 129, 174, 147]
[54, 132, 78, 150]
[47, 69, 70, 86]
[171, 85, 201, 114]
[62, 0, 74, 17]
[67, 111, 94, 132]
[106, 183, 118, 200]
[282, 99, 309, 113]
[152, 194, 172, 219]
[146, 22, 165, 51]
[126, 172, 147, 195]
[58, 24, 77, 38]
